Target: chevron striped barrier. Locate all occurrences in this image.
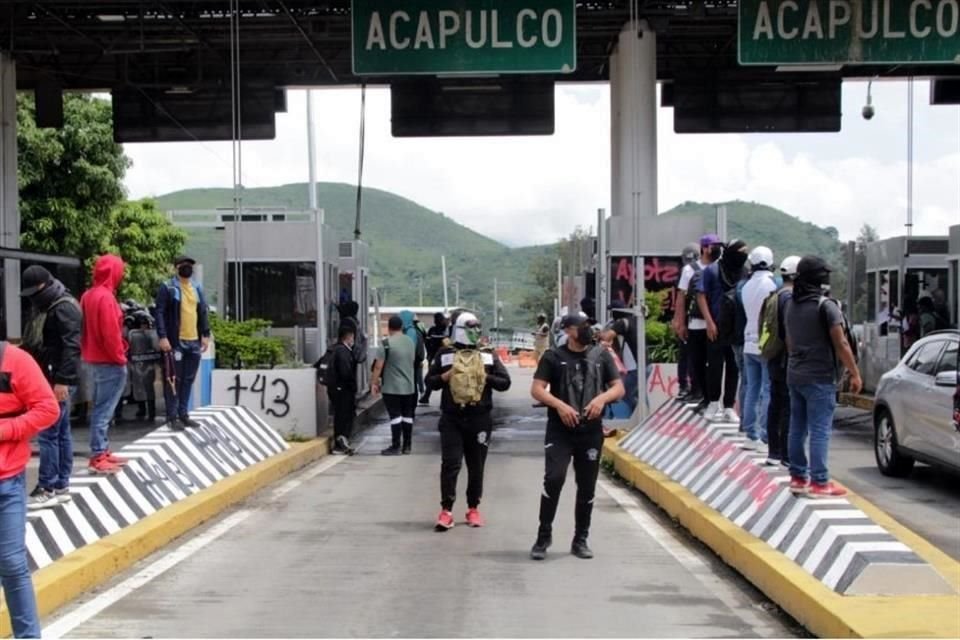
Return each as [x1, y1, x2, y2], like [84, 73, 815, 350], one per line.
[25, 405, 288, 571]
[618, 399, 955, 596]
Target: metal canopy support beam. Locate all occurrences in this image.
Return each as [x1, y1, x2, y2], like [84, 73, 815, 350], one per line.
[0, 53, 20, 340]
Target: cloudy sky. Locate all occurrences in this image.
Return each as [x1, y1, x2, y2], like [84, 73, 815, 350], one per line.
[124, 79, 959, 247]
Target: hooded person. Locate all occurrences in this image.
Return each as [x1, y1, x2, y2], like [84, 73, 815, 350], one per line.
[696, 239, 749, 421]
[19, 265, 82, 509]
[784, 256, 861, 498]
[420, 312, 448, 405]
[79, 254, 129, 474]
[425, 312, 511, 531]
[398, 310, 427, 401]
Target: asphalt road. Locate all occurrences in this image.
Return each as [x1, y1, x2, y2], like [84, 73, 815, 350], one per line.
[45, 367, 801, 639]
[828, 406, 960, 561]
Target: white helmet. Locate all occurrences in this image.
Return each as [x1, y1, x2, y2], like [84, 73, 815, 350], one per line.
[748, 246, 774, 269]
[453, 312, 482, 346]
[780, 255, 801, 278]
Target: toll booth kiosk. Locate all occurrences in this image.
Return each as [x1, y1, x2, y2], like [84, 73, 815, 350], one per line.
[337, 239, 371, 394]
[862, 235, 952, 392]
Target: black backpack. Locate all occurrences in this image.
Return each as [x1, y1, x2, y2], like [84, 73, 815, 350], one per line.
[315, 344, 346, 387]
[686, 262, 704, 320]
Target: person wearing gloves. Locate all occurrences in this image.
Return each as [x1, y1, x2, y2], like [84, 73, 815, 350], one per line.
[425, 312, 511, 531]
[0, 340, 61, 637]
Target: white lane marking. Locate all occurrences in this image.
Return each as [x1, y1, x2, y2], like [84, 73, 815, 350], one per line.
[598, 478, 782, 638]
[44, 453, 350, 639]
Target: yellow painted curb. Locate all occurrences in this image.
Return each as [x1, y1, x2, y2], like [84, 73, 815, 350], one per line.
[1, 438, 329, 637]
[603, 439, 960, 639]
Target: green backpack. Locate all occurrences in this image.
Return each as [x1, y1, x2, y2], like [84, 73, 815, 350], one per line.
[449, 349, 487, 407]
[758, 290, 784, 361]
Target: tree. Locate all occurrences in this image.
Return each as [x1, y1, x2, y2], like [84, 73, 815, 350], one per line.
[851, 224, 880, 323]
[17, 93, 128, 263]
[522, 254, 558, 321]
[108, 200, 187, 302]
[17, 93, 185, 302]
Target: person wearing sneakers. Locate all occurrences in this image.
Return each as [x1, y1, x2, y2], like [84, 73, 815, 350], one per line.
[763, 256, 801, 467]
[529, 314, 624, 561]
[371, 316, 417, 456]
[427, 313, 511, 531]
[155, 255, 211, 431]
[0, 340, 60, 638]
[784, 256, 862, 498]
[739, 247, 778, 452]
[697, 239, 750, 422]
[80, 254, 130, 474]
[19, 266, 82, 509]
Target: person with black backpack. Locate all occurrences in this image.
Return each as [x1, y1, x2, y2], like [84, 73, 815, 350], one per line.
[673, 234, 723, 407]
[19, 266, 82, 510]
[320, 325, 359, 455]
[696, 239, 750, 421]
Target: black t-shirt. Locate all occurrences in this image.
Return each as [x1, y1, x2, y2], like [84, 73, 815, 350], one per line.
[534, 345, 620, 429]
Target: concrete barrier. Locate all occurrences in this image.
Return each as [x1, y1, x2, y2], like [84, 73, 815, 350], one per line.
[604, 398, 960, 638]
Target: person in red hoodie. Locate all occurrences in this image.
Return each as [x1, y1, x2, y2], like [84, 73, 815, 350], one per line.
[0, 340, 60, 637]
[80, 255, 129, 474]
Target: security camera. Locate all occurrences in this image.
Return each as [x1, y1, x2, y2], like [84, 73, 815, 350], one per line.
[862, 79, 875, 120]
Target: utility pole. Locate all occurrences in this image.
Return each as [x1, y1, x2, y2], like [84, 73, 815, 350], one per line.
[493, 277, 498, 331]
[441, 255, 449, 312]
[454, 276, 461, 306]
[416, 277, 423, 307]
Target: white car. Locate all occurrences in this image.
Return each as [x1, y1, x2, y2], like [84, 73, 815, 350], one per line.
[873, 330, 960, 477]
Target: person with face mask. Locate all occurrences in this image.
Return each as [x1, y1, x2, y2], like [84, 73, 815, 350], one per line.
[328, 324, 359, 455]
[673, 235, 723, 409]
[425, 313, 511, 531]
[529, 315, 625, 560]
[19, 266, 82, 509]
[154, 255, 211, 431]
[784, 256, 862, 498]
[419, 313, 449, 405]
[696, 239, 749, 421]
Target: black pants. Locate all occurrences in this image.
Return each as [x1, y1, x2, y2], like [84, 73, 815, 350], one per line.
[766, 376, 790, 463]
[706, 342, 739, 408]
[677, 338, 690, 392]
[328, 390, 356, 441]
[440, 413, 492, 510]
[384, 393, 416, 448]
[538, 426, 604, 538]
[687, 329, 708, 398]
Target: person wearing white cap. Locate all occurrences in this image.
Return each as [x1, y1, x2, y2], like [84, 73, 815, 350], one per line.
[740, 247, 778, 451]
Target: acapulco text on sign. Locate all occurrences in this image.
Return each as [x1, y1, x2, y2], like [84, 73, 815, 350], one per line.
[351, 0, 576, 75]
[739, 0, 960, 65]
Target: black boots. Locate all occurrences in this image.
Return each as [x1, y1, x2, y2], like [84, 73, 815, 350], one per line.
[530, 533, 552, 561]
[571, 535, 594, 559]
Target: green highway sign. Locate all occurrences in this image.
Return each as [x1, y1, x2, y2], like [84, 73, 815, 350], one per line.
[351, 0, 576, 75]
[739, 0, 960, 66]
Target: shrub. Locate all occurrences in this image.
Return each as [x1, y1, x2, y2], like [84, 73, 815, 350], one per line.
[209, 314, 288, 369]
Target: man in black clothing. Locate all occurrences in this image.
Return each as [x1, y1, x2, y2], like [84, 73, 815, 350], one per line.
[530, 314, 624, 560]
[425, 312, 511, 531]
[329, 325, 359, 455]
[20, 265, 82, 509]
[419, 312, 448, 405]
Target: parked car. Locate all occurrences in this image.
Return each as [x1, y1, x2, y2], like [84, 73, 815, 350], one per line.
[873, 330, 960, 477]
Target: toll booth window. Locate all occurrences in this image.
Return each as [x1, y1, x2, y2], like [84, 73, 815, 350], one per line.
[227, 262, 317, 328]
[867, 273, 877, 322]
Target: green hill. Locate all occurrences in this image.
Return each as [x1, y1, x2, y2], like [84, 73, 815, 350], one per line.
[154, 185, 846, 328]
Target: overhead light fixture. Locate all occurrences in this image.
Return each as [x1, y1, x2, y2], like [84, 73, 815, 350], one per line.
[96, 14, 126, 22]
[164, 86, 193, 95]
[776, 64, 843, 72]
